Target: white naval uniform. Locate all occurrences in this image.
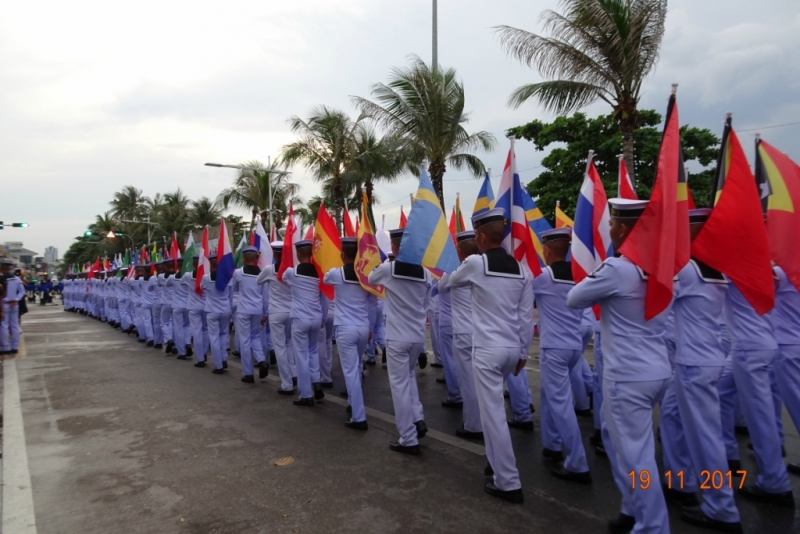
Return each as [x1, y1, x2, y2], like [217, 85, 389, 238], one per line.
[233, 266, 266, 377]
[436, 279, 461, 403]
[773, 267, 800, 465]
[368, 260, 432, 446]
[169, 272, 189, 356]
[449, 248, 533, 491]
[159, 272, 173, 345]
[201, 273, 233, 371]
[1, 275, 24, 351]
[568, 256, 672, 534]
[258, 264, 296, 392]
[185, 272, 209, 363]
[318, 298, 335, 384]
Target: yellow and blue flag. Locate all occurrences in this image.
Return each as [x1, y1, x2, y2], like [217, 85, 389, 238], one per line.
[397, 166, 460, 274]
[520, 189, 552, 266]
[473, 172, 495, 216]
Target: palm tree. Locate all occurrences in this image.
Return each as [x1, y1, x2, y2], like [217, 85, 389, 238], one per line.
[189, 197, 222, 229]
[280, 106, 361, 228]
[110, 185, 150, 220]
[214, 160, 300, 233]
[494, 0, 668, 179]
[352, 55, 496, 209]
[343, 124, 406, 207]
[154, 188, 192, 238]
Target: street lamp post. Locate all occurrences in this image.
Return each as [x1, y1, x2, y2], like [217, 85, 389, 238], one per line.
[113, 217, 167, 248]
[107, 231, 135, 250]
[204, 160, 290, 237]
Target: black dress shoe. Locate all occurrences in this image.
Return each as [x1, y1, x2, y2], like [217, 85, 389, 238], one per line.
[186, 346, 194, 357]
[418, 352, 428, 369]
[165, 340, 174, 353]
[663, 486, 700, 506]
[146, 340, 154, 347]
[788, 463, 800, 475]
[339, 390, 349, 399]
[738, 485, 794, 508]
[503, 390, 510, 399]
[575, 408, 593, 417]
[346, 405, 352, 414]
[589, 429, 603, 446]
[484, 463, 494, 476]
[608, 513, 635, 533]
[415, 420, 428, 439]
[292, 377, 298, 386]
[293, 397, 315, 407]
[734, 425, 750, 436]
[269, 350, 277, 365]
[345, 419, 368, 430]
[530, 403, 536, 413]
[222, 361, 228, 369]
[171, 348, 178, 354]
[177, 355, 187, 360]
[389, 441, 420, 455]
[436, 377, 447, 384]
[313, 384, 325, 401]
[746, 442, 786, 457]
[241, 375, 255, 383]
[441, 400, 463, 409]
[680, 506, 743, 533]
[212, 368, 225, 375]
[484, 482, 523, 504]
[258, 361, 269, 379]
[232, 350, 241, 358]
[430, 362, 443, 369]
[137, 338, 146, 343]
[455, 428, 484, 440]
[550, 464, 592, 484]
[542, 448, 564, 462]
[727, 459, 741, 471]
[319, 381, 333, 389]
[10, 349, 18, 355]
[153, 344, 163, 349]
[365, 360, 376, 366]
[381, 348, 386, 364]
[277, 388, 294, 396]
[194, 362, 206, 368]
[508, 419, 534, 431]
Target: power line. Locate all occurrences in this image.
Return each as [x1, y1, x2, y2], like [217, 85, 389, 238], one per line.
[738, 120, 800, 132]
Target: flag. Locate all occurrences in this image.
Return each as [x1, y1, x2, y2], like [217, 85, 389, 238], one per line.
[710, 114, 733, 206]
[757, 138, 800, 291]
[355, 191, 385, 298]
[448, 207, 458, 242]
[312, 203, 342, 299]
[277, 203, 299, 281]
[355, 217, 361, 237]
[304, 224, 314, 240]
[343, 199, 357, 237]
[127, 250, 138, 280]
[555, 201, 574, 228]
[572, 152, 612, 285]
[270, 224, 277, 243]
[233, 234, 248, 268]
[522, 189, 552, 266]
[376, 214, 392, 257]
[182, 233, 197, 275]
[473, 172, 496, 216]
[196, 227, 210, 295]
[396, 165, 460, 274]
[619, 88, 691, 319]
[618, 156, 638, 199]
[150, 243, 158, 275]
[495, 139, 542, 276]
[215, 218, 235, 291]
[399, 206, 408, 228]
[455, 194, 466, 232]
[253, 219, 274, 270]
[170, 232, 181, 271]
[692, 126, 774, 314]
[118, 251, 130, 278]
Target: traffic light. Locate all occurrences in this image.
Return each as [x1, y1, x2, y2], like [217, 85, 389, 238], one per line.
[0, 221, 3, 229]
[83, 230, 94, 237]
[12, 223, 28, 227]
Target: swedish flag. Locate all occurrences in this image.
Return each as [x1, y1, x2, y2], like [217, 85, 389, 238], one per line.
[397, 166, 460, 274]
[473, 172, 495, 216]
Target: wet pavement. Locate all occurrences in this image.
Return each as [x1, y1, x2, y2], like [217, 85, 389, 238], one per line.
[6, 304, 800, 533]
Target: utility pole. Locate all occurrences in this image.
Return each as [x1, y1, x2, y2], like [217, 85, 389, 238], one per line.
[432, 0, 438, 72]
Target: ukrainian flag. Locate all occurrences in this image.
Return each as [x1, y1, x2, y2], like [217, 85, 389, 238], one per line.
[521, 189, 552, 266]
[397, 166, 460, 274]
[473, 172, 495, 216]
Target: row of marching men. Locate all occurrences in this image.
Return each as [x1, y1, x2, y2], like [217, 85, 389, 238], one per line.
[62, 202, 800, 534]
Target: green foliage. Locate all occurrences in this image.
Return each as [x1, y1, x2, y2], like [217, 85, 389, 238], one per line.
[508, 110, 719, 222]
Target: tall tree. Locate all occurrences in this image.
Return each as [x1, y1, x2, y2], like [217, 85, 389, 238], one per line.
[189, 197, 222, 229]
[352, 55, 495, 209]
[508, 110, 719, 222]
[495, 0, 668, 179]
[343, 124, 405, 206]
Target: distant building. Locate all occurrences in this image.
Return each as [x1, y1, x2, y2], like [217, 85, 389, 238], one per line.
[44, 246, 58, 264]
[3, 241, 38, 267]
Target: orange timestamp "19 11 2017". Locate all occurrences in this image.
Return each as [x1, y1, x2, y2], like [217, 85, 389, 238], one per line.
[628, 470, 748, 490]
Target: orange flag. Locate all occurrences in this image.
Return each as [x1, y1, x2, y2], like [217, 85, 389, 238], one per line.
[312, 203, 341, 299]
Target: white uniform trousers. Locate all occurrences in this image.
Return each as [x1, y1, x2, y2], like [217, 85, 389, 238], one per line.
[338, 325, 369, 422]
[439, 326, 461, 402]
[139, 306, 154, 341]
[667, 365, 741, 522]
[172, 308, 187, 356]
[1, 303, 20, 351]
[731, 349, 792, 492]
[453, 333, 481, 433]
[603, 378, 670, 534]
[775, 344, 800, 449]
[386, 340, 425, 446]
[473, 346, 522, 491]
[236, 313, 265, 376]
[318, 314, 334, 383]
[292, 318, 319, 399]
[506, 369, 533, 423]
[428, 311, 441, 364]
[160, 304, 173, 343]
[540, 348, 589, 473]
[592, 332, 604, 431]
[570, 357, 593, 411]
[270, 312, 296, 392]
[188, 310, 209, 363]
[206, 312, 230, 370]
[717, 356, 740, 461]
[366, 312, 386, 360]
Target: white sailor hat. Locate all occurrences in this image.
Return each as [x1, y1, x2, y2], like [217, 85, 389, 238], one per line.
[540, 227, 572, 242]
[294, 239, 312, 249]
[689, 208, 713, 224]
[241, 246, 259, 254]
[270, 241, 284, 249]
[389, 229, 404, 240]
[472, 207, 505, 228]
[608, 198, 649, 218]
[0, 258, 14, 265]
[341, 237, 357, 246]
[455, 230, 476, 242]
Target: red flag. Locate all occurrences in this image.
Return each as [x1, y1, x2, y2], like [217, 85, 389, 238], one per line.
[304, 224, 314, 240]
[619, 89, 690, 319]
[448, 207, 457, 243]
[618, 157, 638, 200]
[277, 203, 298, 281]
[355, 217, 361, 236]
[270, 225, 277, 243]
[88, 258, 100, 278]
[170, 232, 180, 271]
[312, 203, 341, 299]
[399, 206, 408, 228]
[692, 127, 774, 314]
[343, 200, 356, 237]
[757, 139, 800, 292]
[687, 187, 696, 209]
[196, 227, 209, 295]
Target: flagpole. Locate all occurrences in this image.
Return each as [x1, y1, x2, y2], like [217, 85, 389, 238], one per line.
[509, 136, 516, 226]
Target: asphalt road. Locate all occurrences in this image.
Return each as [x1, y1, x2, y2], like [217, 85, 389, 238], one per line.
[4, 304, 800, 533]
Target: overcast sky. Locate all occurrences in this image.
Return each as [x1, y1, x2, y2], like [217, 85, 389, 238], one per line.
[2, 0, 799, 257]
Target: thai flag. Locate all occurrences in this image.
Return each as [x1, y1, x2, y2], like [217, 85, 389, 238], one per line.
[253, 219, 273, 269]
[216, 218, 235, 291]
[196, 227, 210, 295]
[494, 139, 542, 276]
[572, 152, 612, 284]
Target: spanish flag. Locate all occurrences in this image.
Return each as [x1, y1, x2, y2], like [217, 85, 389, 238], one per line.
[757, 138, 800, 291]
[312, 203, 341, 299]
[555, 201, 574, 228]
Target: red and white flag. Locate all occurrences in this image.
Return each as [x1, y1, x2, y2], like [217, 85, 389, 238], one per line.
[195, 226, 210, 295]
[618, 156, 638, 200]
